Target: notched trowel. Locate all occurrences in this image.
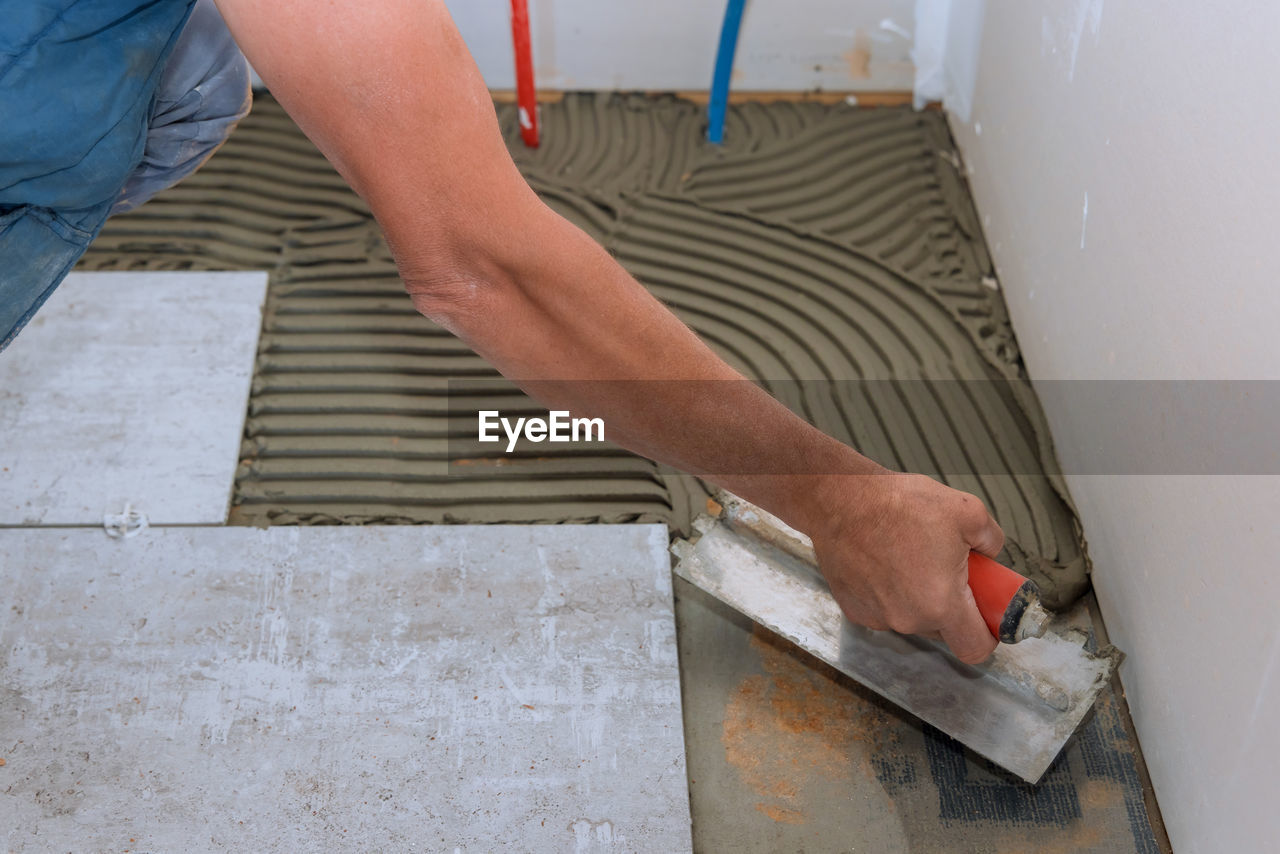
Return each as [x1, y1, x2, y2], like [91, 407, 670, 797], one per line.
[671, 493, 1122, 783]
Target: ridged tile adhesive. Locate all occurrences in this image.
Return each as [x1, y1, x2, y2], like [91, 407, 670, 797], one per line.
[81, 94, 1088, 608]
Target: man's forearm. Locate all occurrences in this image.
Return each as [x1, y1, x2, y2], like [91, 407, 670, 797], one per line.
[213, 0, 885, 534]
[399, 195, 888, 535]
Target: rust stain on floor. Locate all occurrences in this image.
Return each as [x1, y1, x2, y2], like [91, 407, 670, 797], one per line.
[1080, 777, 1125, 810]
[994, 821, 1105, 854]
[753, 803, 805, 824]
[721, 627, 899, 823]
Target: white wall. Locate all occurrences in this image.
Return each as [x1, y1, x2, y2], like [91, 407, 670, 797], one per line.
[444, 0, 915, 91]
[912, 0, 986, 117]
[949, 3, 1280, 852]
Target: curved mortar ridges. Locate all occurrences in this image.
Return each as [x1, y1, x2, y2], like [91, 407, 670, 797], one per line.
[607, 195, 1084, 604]
[79, 94, 1088, 607]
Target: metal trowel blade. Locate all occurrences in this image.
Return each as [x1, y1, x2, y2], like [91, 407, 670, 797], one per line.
[670, 494, 1121, 784]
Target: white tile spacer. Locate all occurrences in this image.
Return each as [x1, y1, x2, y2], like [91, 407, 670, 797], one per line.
[104, 503, 149, 539]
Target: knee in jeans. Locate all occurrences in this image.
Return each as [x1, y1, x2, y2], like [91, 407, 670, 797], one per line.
[112, 0, 252, 215]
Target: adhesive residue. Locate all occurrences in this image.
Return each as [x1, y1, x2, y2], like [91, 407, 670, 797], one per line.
[81, 92, 1088, 606]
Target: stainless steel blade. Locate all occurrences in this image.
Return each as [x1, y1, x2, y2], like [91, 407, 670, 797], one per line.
[671, 495, 1120, 783]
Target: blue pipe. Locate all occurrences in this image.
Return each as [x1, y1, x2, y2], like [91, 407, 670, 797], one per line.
[707, 0, 747, 144]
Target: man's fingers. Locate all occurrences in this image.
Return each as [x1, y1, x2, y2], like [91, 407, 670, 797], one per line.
[960, 498, 1005, 558]
[938, 587, 998, 664]
[830, 591, 889, 633]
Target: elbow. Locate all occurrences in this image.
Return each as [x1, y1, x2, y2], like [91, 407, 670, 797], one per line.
[390, 227, 521, 340]
[400, 262, 504, 338]
[384, 193, 551, 339]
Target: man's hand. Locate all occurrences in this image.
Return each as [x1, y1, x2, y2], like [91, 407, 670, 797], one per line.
[806, 472, 1006, 664]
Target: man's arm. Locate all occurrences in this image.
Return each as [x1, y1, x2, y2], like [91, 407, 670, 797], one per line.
[213, 0, 1004, 663]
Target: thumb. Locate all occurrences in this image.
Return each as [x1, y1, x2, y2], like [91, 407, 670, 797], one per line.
[938, 586, 998, 665]
[962, 506, 1005, 559]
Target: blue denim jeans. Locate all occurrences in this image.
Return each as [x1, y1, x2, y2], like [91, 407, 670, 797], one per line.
[0, 0, 251, 352]
[113, 0, 252, 216]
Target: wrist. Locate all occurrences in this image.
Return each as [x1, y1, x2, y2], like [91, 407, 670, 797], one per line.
[775, 441, 894, 540]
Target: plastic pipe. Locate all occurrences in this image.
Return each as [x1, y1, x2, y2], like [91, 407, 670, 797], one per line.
[707, 0, 747, 144]
[510, 0, 539, 147]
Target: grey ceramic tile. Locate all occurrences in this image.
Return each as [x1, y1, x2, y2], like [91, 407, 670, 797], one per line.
[0, 271, 266, 525]
[0, 524, 690, 853]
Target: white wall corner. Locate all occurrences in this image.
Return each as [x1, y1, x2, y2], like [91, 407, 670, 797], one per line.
[912, 0, 985, 121]
[912, 0, 951, 107]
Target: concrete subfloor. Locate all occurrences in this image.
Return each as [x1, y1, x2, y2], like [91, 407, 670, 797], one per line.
[676, 578, 1165, 852]
[1, 525, 690, 852]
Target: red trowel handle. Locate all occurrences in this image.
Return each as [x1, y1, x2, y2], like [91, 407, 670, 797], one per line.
[967, 552, 1050, 644]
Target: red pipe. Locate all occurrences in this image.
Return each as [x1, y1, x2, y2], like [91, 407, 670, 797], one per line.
[510, 0, 539, 147]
